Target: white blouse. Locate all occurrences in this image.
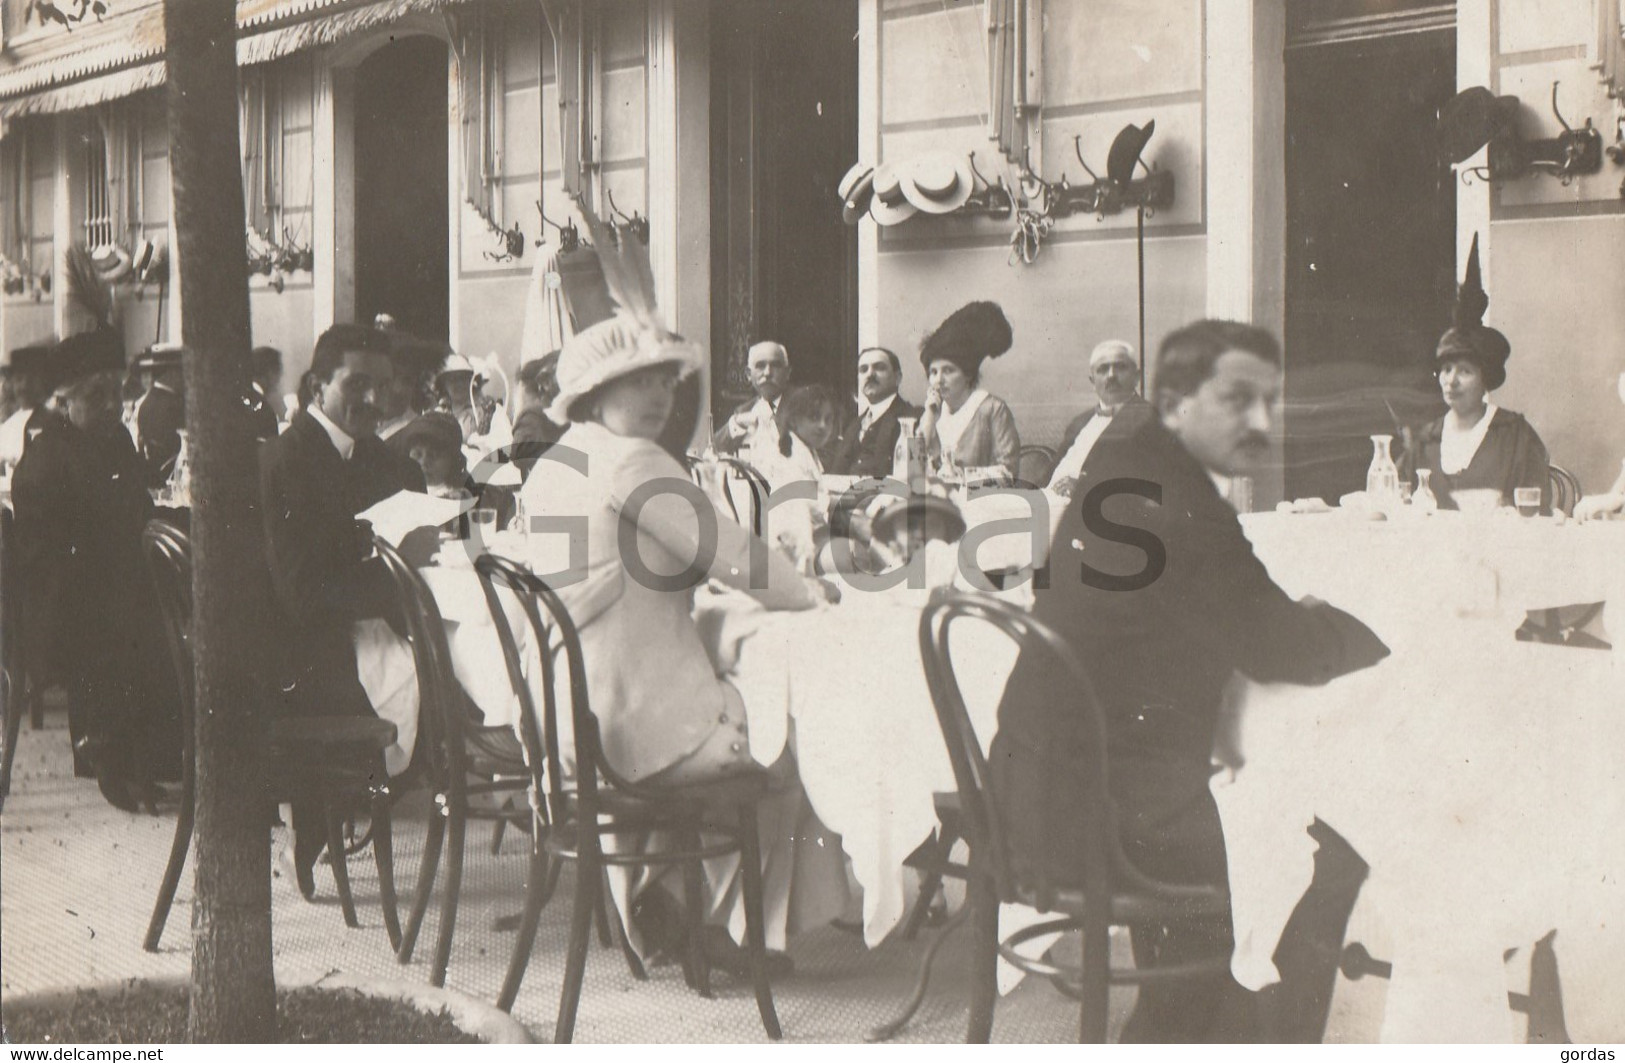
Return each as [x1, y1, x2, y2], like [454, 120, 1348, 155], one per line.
[933, 388, 989, 457]
[1439, 403, 1499, 475]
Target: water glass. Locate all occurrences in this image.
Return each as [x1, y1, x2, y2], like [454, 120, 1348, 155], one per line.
[1513, 486, 1541, 517]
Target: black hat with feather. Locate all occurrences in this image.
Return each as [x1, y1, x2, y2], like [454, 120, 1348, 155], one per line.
[1435, 234, 1510, 391]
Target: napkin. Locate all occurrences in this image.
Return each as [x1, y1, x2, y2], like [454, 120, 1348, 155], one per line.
[359, 489, 469, 547]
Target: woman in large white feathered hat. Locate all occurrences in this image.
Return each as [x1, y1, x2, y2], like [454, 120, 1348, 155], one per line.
[516, 202, 848, 972]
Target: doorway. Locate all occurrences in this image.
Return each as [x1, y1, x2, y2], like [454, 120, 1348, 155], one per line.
[709, 1, 859, 410]
[354, 36, 449, 340]
[1283, 12, 1457, 503]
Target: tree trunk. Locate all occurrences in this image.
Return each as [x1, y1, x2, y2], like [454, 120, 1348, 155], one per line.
[164, 0, 276, 1042]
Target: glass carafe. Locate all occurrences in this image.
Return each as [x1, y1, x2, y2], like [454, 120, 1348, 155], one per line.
[1366, 434, 1399, 507]
[1413, 469, 1438, 514]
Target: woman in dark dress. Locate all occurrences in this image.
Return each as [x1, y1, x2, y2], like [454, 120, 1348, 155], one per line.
[1404, 237, 1549, 511]
[11, 331, 181, 811]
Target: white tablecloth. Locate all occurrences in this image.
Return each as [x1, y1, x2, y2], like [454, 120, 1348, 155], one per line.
[1218, 511, 1625, 1042]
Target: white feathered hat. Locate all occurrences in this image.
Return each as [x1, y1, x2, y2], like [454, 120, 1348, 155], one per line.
[548, 198, 701, 424]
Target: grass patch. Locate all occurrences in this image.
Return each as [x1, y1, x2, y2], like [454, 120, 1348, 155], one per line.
[3, 982, 484, 1044]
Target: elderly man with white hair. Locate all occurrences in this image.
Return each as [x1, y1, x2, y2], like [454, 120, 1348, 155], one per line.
[713, 340, 790, 456]
[1047, 338, 1145, 496]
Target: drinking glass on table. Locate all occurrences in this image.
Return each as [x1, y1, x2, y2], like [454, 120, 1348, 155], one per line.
[470, 506, 498, 535]
[1513, 486, 1541, 517]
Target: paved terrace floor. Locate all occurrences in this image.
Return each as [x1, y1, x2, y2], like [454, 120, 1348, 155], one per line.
[0, 707, 1389, 1043]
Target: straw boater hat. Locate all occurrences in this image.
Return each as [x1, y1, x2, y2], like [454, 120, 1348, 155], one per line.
[868, 162, 919, 226]
[898, 152, 974, 214]
[549, 199, 702, 425]
[838, 161, 876, 224]
[132, 343, 184, 374]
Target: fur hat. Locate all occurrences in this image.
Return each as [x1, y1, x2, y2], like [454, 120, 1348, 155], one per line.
[1435, 234, 1509, 391]
[918, 301, 1013, 379]
[51, 329, 125, 391]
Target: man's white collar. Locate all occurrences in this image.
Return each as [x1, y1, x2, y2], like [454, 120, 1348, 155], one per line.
[308, 405, 356, 460]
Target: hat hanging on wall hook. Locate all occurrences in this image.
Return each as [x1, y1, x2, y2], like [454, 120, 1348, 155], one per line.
[957, 151, 1014, 219]
[1441, 82, 1604, 186]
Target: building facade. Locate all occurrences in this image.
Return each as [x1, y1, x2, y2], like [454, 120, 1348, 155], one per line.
[2, 0, 1621, 500]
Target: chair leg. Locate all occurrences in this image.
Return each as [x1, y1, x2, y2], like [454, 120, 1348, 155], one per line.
[430, 795, 468, 988]
[594, 876, 614, 948]
[371, 784, 401, 952]
[902, 823, 959, 941]
[0, 669, 23, 807]
[326, 802, 360, 929]
[679, 830, 712, 998]
[489, 813, 507, 856]
[27, 677, 43, 730]
[142, 785, 195, 951]
[965, 871, 998, 1043]
[496, 846, 554, 1013]
[396, 808, 446, 963]
[866, 905, 971, 1041]
[554, 853, 601, 1044]
[738, 808, 783, 1041]
[603, 868, 648, 982]
[1077, 918, 1111, 1043]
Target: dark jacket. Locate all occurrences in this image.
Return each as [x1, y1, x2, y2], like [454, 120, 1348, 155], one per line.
[1404, 407, 1549, 513]
[829, 394, 924, 478]
[10, 414, 180, 776]
[990, 405, 1389, 887]
[136, 383, 184, 488]
[1053, 394, 1150, 459]
[244, 385, 281, 442]
[258, 411, 424, 718]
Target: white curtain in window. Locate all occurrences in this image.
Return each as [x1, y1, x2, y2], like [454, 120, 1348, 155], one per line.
[1595, 0, 1623, 99]
[0, 128, 25, 262]
[95, 103, 140, 249]
[239, 67, 280, 237]
[453, 4, 503, 228]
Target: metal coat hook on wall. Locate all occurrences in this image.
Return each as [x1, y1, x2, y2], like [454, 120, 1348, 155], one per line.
[483, 220, 527, 263]
[957, 152, 1014, 219]
[606, 190, 650, 246]
[536, 200, 584, 253]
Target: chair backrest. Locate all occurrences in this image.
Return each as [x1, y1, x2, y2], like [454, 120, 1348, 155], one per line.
[472, 553, 668, 833]
[717, 456, 770, 537]
[474, 553, 568, 826]
[1548, 464, 1582, 517]
[1016, 444, 1057, 488]
[372, 538, 467, 786]
[139, 519, 195, 788]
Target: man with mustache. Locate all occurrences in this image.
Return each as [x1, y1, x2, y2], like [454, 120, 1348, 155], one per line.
[992, 320, 1389, 1042]
[259, 323, 425, 898]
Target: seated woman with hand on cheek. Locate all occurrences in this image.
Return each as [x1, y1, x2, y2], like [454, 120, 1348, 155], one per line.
[916, 300, 1021, 483]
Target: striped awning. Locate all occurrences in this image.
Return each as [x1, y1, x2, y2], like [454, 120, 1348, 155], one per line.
[0, 0, 465, 123]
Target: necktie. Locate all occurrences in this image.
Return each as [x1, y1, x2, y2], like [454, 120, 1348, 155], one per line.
[859, 407, 874, 436]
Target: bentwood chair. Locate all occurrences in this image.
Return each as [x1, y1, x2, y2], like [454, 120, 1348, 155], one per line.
[140, 520, 401, 952]
[377, 538, 532, 988]
[1547, 464, 1581, 518]
[918, 592, 1230, 1042]
[1016, 444, 1058, 489]
[474, 553, 783, 1043]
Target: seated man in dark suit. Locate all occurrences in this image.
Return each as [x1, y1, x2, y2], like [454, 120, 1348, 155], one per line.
[828, 345, 923, 478]
[992, 320, 1390, 1042]
[259, 323, 426, 896]
[132, 345, 186, 488]
[244, 345, 283, 441]
[1047, 338, 1148, 496]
